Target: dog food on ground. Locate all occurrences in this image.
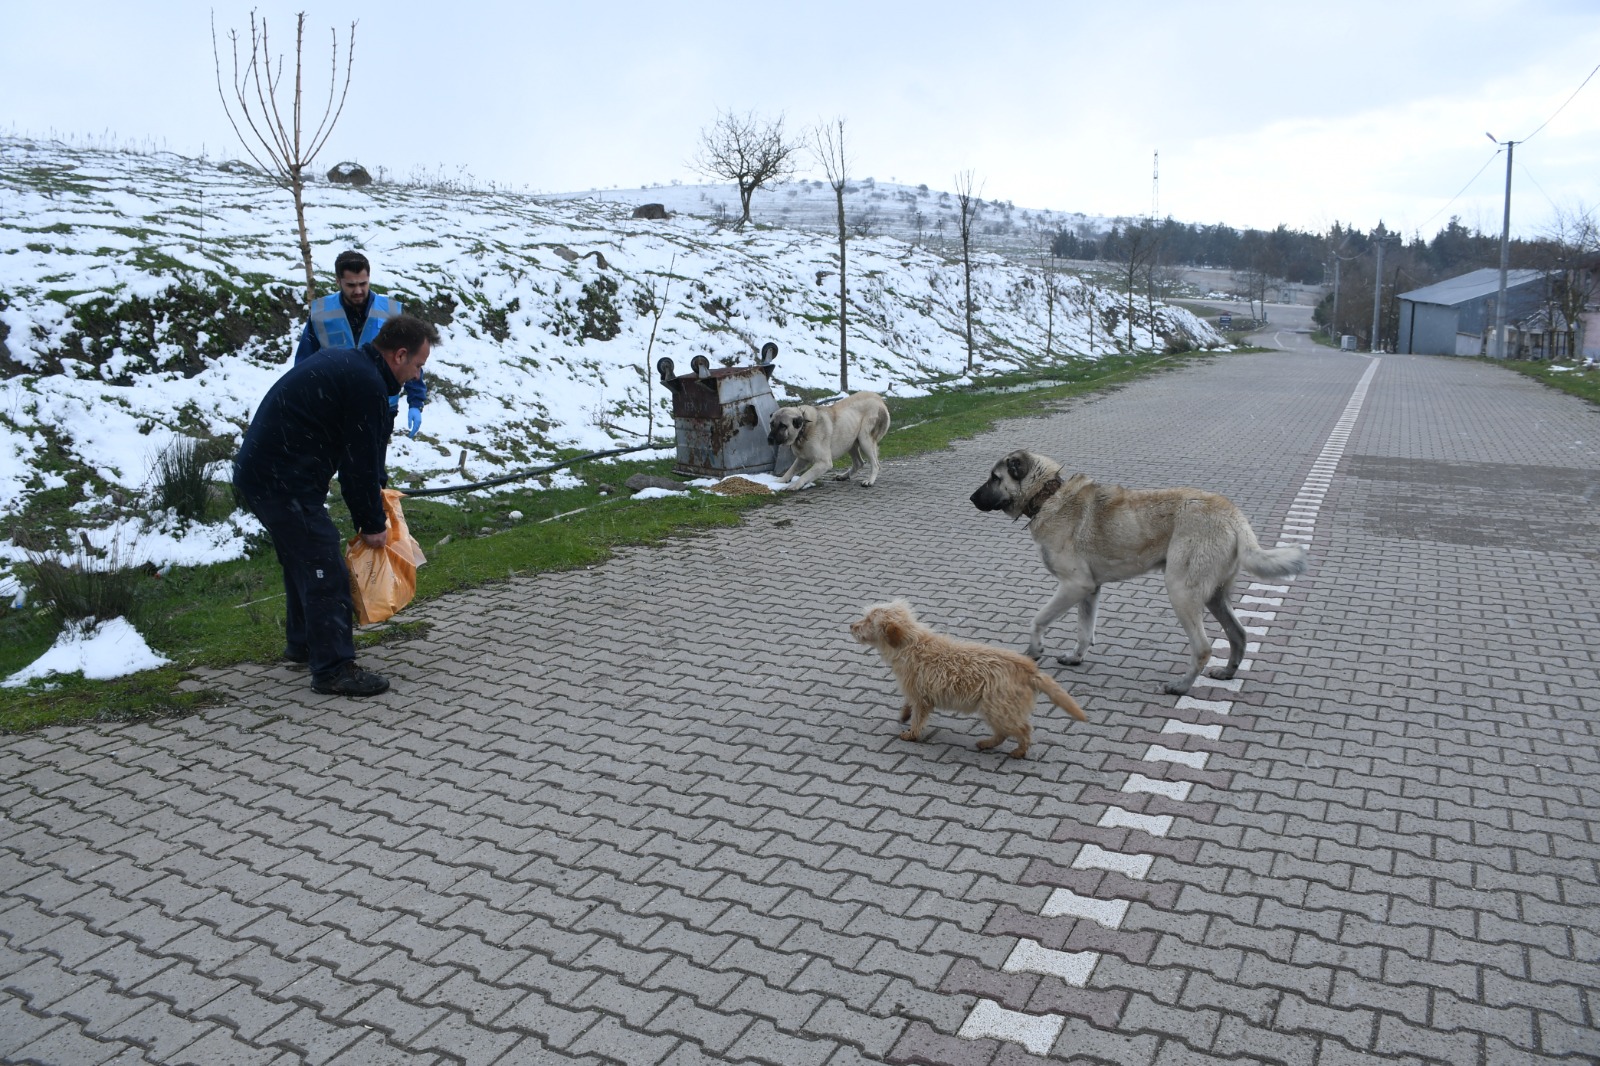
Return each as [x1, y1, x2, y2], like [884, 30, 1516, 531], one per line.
[706, 477, 773, 496]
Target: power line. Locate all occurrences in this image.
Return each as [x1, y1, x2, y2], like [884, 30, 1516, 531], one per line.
[1517, 160, 1560, 216]
[1414, 59, 1598, 236]
[1520, 59, 1600, 145]
[1416, 149, 1502, 232]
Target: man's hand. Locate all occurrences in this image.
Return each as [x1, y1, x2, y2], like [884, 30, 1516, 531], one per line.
[361, 530, 388, 549]
[407, 406, 423, 438]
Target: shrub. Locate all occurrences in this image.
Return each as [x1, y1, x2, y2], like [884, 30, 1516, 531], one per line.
[25, 553, 144, 627]
[578, 277, 621, 341]
[151, 436, 209, 521]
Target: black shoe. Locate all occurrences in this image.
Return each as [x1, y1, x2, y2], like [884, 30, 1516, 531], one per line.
[282, 645, 310, 664]
[311, 663, 390, 697]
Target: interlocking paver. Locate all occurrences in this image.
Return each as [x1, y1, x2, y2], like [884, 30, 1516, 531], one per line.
[4, 352, 1599, 1063]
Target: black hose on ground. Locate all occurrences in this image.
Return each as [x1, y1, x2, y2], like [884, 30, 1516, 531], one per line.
[400, 440, 675, 498]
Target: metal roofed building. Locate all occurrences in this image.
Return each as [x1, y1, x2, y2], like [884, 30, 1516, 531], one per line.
[1396, 267, 1544, 356]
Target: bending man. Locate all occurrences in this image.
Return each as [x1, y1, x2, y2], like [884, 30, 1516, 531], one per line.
[236, 314, 437, 696]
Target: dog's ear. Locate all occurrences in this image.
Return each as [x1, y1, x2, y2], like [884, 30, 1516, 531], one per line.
[1006, 453, 1030, 482]
[882, 620, 907, 648]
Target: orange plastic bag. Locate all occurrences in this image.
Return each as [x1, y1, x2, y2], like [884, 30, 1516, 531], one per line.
[345, 489, 427, 624]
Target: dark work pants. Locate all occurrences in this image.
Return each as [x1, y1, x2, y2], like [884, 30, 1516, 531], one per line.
[239, 489, 356, 683]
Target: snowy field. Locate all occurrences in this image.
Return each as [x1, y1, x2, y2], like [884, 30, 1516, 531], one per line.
[545, 176, 1116, 258]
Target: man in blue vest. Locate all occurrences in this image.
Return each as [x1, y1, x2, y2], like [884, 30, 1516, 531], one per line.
[295, 250, 428, 443]
[236, 314, 438, 697]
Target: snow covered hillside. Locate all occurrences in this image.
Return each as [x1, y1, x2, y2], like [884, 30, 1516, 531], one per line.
[0, 136, 1221, 593]
[546, 177, 1115, 260]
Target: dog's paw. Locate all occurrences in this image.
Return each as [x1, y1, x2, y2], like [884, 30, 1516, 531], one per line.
[860, 479, 875, 487]
[1205, 666, 1237, 681]
[898, 728, 921, 742]
[1163, 680, 1193, 695]
[1054, 654, 1082, 666]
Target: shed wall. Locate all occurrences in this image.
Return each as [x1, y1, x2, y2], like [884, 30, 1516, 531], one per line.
[1399, 302, 1461, 355]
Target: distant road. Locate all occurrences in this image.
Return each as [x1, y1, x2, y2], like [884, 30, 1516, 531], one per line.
[1244, 301, 1325, 354]
[1183, 298, 1330, 355]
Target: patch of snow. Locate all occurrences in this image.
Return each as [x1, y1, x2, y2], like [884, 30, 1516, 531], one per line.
[3, 616, 171, 687]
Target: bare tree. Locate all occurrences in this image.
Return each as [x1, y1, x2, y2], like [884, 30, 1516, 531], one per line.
[212, 10, 356, 310]
[810, 118, 850, 392]
[1539, 204, 1599, 359]
[642, 256, 677, 442]
[1033, 223, 1059, 360]
[954, 170, 983, 370]
[694, 109, 800, 227]
[1105, 223, 1158, 350]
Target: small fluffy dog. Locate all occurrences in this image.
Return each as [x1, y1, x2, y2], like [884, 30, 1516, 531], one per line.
[850, 600, 1086, 760]
[766, 391, 891, 491]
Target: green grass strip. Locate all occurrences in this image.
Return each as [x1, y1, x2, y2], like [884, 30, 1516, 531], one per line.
[1489, 357, 1600, 408]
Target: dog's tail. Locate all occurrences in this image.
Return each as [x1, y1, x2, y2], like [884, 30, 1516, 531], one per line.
[1236, 517, 1309, 579]
[1032, 671, 1087, 722]
[871, 405, 891, 443]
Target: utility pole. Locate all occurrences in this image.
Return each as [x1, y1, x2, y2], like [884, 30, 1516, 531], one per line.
[1370, 238, 1388, 353]
[1331, 255, 1341, 342]
[1486, 133, 1516, 358]
[1329, 230, 1356, 345]
[1151, 150, 1159, 220]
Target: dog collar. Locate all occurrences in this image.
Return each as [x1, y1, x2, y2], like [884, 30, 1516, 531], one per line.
[1020, 475, 1064, 519]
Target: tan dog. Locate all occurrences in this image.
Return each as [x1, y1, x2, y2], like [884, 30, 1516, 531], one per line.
[766, 391, 891, 491]
[850, 600, 1087, 760]
[971, 448, 1308, 695]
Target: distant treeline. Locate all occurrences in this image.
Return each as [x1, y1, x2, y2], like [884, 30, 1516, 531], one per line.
[1052, 216, 1555, 285]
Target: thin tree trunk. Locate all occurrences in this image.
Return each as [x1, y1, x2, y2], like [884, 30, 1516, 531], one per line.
[290, 25, 312, 309]
[835, 185, 848, 392]
[963, 235, 974, 370]
[292, 167, 315, 309]
[1045, 283, 1054, 360]
[1126, 261, 1136, 351]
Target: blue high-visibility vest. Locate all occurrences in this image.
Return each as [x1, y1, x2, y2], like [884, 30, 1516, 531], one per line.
[309, 292, 401, 349]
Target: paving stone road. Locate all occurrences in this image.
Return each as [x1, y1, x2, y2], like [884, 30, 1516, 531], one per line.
[2, 350, 1598, 1065]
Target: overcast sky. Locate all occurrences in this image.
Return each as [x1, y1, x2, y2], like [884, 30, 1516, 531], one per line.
[3, 1, 1596, 240]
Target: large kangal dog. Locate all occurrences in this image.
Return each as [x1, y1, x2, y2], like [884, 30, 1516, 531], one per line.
[970, 449, 1308, 695]
[850, 599, 1087, 760]
[766, 392, 890, 491]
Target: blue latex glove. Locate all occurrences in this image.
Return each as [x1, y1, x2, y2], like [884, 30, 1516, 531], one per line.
[406, 406, 423, 438]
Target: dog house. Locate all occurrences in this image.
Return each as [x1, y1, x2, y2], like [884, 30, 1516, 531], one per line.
[657, 343, 781, 477]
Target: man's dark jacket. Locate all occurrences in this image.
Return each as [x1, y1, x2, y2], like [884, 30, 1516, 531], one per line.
[234, 343, 400, 534]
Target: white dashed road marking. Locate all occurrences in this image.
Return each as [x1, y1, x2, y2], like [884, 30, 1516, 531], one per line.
[956, 358, 1382, 1052]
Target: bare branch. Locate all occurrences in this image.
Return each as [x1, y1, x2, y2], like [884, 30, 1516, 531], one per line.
[250, 15, 294, 170]
[810, 118, 846, 192]
[210, 13, 278, 178]
[305, 22, 358, 162]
